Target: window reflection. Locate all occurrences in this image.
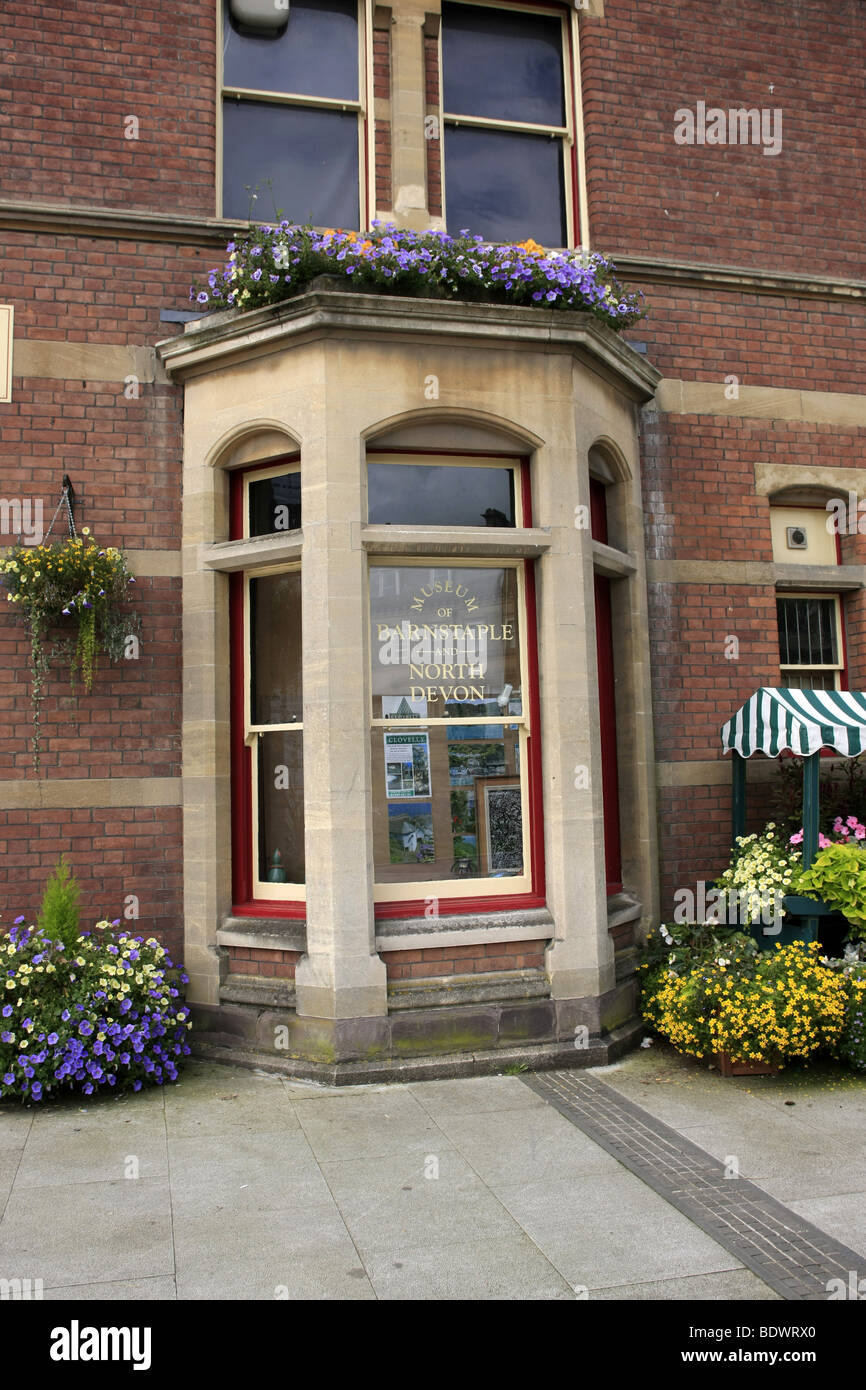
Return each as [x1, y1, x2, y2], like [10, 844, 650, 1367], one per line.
[442, 2, 564, 126]
[443, 127, 566, 246]
[224, 0, 359, 100]
[368, 463, 515, 527]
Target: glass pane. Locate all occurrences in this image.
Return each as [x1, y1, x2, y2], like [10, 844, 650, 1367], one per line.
[777, 598, 837, 666]
[370, 565, 523, 719]
[250, 572, 302, 723]
[257, 731, 305, 883]
[443, 126, 565, 246]
[249, 471, 301, 535]
[442, 1, 564, 126]
[224, 0, 358, 100]
[367, 463, 515, 527]
[222, 101, 359, 226]
[372, 725, 523, 883]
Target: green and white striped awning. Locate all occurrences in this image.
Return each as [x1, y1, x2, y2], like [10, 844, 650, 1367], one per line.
[722, 688, 866, 759]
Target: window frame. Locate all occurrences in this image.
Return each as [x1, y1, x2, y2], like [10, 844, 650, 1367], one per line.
[438, 0, 580, 248]
[366, 449, 527, 528]
[365, 449, 545, 916]
[777, 591, 846, 691]
[230, 457, 306, 916]
[216, 0, 373, 228]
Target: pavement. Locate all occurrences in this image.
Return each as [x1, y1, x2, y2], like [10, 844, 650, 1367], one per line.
[1, 1042, 864, 1301]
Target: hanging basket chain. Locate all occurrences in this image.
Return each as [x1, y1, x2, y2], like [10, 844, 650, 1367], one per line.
[44, 480, 76, 542]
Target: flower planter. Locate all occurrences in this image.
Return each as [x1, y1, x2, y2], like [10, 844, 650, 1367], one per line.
[714, 1051, 779, 1077]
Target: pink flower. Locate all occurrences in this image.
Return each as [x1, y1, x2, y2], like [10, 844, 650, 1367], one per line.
[819, 833, 831, 849]
[848, 816, 860, 829]
[857, 827, 866, 842]
[789, 830, 804, 844]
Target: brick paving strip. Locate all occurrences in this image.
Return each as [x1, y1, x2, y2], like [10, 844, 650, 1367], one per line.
[522, 1069, 863, 1301]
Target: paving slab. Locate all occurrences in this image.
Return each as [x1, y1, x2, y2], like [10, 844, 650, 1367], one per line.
[428, 1103, 624, 1188]
[319, 1149, 520, 1256]
[14, 1125, 168, 1188]
[0, 1177, 173, 1286]
[590, 1269, 782, 1300]
[164, 1081, 301, 1139]
[43, 1276, 178, 1300]
[0, 1107, 34, 1151]
[493, 1168, 747, 1290]
[408, 1075, 547, 1117]
[783, 1193, 866, 1261]
[363, 1233, 577, 1300]
[293, 1089, 447, 1162]
[172, 1204, 375, 1300]
[167, 1128, 332, 1217]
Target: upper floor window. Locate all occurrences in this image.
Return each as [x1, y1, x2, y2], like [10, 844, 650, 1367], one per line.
[367, 453, 522, 527]
[440, 1, 574, 246]
[221, 0, 365, 226]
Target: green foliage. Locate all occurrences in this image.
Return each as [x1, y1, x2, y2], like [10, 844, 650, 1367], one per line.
[36, 856, 81, 953]
[799, 844, 866, 941]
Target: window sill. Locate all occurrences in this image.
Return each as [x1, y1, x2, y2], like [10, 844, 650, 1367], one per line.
[203, 531, 303, 573]
[361, 525, 551, 558]
[374, 905, 554, 954]
[218, 916, 306, 952]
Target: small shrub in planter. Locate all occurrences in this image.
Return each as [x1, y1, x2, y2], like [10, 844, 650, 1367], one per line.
[1, 918, 191, 1104]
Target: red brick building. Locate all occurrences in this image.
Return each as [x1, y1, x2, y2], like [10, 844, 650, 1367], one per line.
[1, 0, 863, 1078]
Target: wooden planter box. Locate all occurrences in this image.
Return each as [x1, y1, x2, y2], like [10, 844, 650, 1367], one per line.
[715, 1051, 779, 1077]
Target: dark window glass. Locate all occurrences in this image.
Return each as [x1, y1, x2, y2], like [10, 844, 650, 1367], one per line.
[777, 597, 838, 667]
[368, 463, 515, 527]
[249, 471, 301, 535]
[442, 2, 564, 126]
[257, 731, 305, 882]
[224, 0, 358, 100]
[223, 101, 359, 225]
[250, 572, 302, 723]
[443, 126, 566, 245]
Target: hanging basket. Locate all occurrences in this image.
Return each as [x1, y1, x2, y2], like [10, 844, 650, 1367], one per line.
[0, 494, 139, 770]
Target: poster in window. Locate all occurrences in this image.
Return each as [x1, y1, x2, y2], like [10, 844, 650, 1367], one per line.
[388, 802, 435, 864]
[447, 741, 506, 786]
[384, 731, 431, 799]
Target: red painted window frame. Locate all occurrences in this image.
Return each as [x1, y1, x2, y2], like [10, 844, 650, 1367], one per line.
[590, 477, 623, 896]
[230, 455, 306, 918]
[229, 451, 545, 919]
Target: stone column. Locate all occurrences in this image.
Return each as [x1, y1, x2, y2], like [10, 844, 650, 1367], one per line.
[389, 0, 439, 229]
[293, 367, 387, 1023]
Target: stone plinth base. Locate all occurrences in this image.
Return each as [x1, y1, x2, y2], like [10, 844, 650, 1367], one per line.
[188, 980, 641, 1084]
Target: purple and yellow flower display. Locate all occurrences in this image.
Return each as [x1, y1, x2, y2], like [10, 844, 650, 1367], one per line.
[190, 222, 644, 330]
[0, 920, 192, 1103]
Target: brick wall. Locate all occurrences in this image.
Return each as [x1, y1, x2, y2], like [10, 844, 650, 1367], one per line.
[0, 0, 217, 215]
[381, 939, 546, 981]
[579, 0, 864, 278]
[226, 946, 302, 979]
[0, 805, 183, 963]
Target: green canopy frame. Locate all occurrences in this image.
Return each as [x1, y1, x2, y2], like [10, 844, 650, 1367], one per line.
[722, 687, 866, 871]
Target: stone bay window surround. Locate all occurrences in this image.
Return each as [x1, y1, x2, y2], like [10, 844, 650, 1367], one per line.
[156, 283, 660, 1080]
